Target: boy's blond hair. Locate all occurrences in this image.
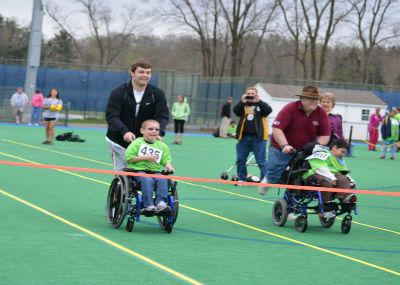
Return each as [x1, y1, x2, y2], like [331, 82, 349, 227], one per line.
[141, 119, 159, 129]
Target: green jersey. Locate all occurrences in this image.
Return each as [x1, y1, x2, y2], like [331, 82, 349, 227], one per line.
[125, 137, 172, 172]
[303, 150, 349, 180]
[227, 125, 237, 135]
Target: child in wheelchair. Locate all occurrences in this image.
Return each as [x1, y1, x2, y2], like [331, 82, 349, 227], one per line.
[273, 139, 357, 233]
[302, 139, 356, 218]
[125, 119, 175, 215]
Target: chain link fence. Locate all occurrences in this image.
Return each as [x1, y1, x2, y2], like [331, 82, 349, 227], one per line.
[2, 58, 400, 130]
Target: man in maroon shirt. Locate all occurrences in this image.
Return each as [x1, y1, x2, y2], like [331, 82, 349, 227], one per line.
[259, 86, 331, 204]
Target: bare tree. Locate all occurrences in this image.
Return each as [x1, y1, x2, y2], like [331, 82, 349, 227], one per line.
[218, 0, 278, 77]
[44, 0, 136, 66]
[163, 0, 228, 76]
[348, 0, 400, 84]
[277, 0, 309, 79]
[300, 0, 351, 80]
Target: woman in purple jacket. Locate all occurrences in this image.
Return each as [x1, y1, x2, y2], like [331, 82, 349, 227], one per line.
[320, 92, 344, 145]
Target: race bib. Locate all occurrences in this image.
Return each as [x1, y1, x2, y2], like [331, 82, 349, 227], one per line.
[138, 143, 163, 163]
[305, 152, 330, 161]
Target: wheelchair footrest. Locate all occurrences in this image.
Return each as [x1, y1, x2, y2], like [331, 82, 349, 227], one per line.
[322, 202, 339, 212]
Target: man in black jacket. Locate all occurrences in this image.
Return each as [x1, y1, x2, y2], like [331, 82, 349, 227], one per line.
[105, 59, 169, 171]
[233, 87, 272, 184]
[219, 96, 232, 137]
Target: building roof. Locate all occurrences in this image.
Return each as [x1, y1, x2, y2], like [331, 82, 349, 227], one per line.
[257, 83, 387, 106]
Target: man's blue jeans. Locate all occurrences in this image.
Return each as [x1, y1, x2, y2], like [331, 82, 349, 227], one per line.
[236, 135, 267, 181]
[134, 171, 169, 207]
[266, 146, 293, 184]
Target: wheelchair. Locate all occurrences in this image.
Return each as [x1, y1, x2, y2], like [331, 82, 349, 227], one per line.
[106, 168, 178, 233]
[272, 143, 358, 234]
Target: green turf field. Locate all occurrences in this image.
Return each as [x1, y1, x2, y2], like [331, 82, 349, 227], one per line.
[1, 123, 399, 284]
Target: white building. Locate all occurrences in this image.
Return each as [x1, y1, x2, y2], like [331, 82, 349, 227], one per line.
[255, 83, 387, 140]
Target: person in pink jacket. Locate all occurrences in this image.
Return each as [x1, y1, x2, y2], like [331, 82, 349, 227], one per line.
[29, 89, 44, 126]
[368, 107, 383, 151]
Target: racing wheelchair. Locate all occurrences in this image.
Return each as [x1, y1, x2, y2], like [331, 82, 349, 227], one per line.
[106, 168, 178, 233]
[272, 143, 358, 234]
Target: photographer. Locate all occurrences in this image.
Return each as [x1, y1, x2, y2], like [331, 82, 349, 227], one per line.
[233, 87, 272, 184]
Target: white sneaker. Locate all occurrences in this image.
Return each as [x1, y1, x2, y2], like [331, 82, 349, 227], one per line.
[144, 205, 156, 212]
[156, 201, 171, 213]
[28, 123, 32, 126]
[258, 177, 269, 195]
[235, 180, 247, 186]
[287, 213, 297, 221]
[323, 211, 336, 219]
[34, 123, 39, 126]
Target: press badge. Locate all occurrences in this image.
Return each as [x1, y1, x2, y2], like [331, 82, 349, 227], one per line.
[138, 143, 163, 163]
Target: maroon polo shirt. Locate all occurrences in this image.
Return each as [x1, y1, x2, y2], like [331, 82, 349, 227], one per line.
[270, 100, 331, 150]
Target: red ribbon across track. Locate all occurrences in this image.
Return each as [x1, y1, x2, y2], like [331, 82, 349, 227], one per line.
[1, 160, 400, 197]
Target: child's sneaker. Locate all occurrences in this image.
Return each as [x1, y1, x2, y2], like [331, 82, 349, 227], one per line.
[343, 194, 356, 203]
[142, 205, 156, 216]
[391, 155, 395, 160]
[380, 155, 385, 159]
[287, 213, 297, 221]
[156, 201, 171, 213]
[323, 211, 336, 218]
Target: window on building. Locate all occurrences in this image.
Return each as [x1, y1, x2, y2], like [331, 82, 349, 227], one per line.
[362, 109, 370, 121]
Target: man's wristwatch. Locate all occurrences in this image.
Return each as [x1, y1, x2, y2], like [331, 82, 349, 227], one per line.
[280, 144, 288, 150]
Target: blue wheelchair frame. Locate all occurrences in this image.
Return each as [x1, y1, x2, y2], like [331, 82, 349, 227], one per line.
[106, 168, 178, 233]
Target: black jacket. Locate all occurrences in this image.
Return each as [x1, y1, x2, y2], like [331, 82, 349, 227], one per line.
[105, 81, 169, 148]
[221, 102, 231, 118]
[233, 100, 272, 141]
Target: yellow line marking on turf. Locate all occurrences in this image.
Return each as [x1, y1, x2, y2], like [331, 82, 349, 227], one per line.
[2, 142, 400, 236]
[2, 139, 111, 166]
[1, 150, 400, 277]
[176, 180, 273, 204]
[180, 204, 400, 277]
[0, 189, 203, 285]
[0, 152, 110, 186]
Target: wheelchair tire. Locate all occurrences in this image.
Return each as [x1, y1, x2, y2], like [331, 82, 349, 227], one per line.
[272, 198, 288, 227]
[319, 216, 335, 228]
[106, 176, 130, 228]
[295, 215, 308, 233]
[341, 215, 352, 234]
[126, 218, 134, 232]
[157, 181, 179, 230]
[220, 172, 228, 180]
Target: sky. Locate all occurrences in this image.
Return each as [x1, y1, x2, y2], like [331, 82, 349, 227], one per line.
[0, 0, 164, 40]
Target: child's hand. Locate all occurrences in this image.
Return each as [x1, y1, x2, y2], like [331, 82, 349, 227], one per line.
[164, 163, 175, 173]
[146, 155, 159, 162]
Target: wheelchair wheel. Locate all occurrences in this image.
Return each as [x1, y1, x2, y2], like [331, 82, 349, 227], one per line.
[157, 180, 179, 231]
[126, 218, 134, 232]
[319, 216, 335, 228]
[220, 172, 228, 180]
[272, 198, 288, 226]
[295, 215, 308, 233]
[106, 176, 130, 228]
[341, 215, 352, 234]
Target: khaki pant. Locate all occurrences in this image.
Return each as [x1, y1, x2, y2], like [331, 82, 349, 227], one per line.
[219, 116, 231, 137]
[304, 174, 350, 203]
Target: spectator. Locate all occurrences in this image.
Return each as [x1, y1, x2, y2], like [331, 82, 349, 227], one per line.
[29, 89, 44, 126]
[171, 94, 191, 145]
[227, 121, 237, 138]
[105, 59, 169, 171]
[260, 85, 331, 219]
[380, 109, 399, 160]
[42, 88, 63, 145]
[219, 96, 232, 138]
[320, 92, 344, 144]
[368, 107, 383, 151]
[10, 87, 29, 124]
[233, 87, 272, 184]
